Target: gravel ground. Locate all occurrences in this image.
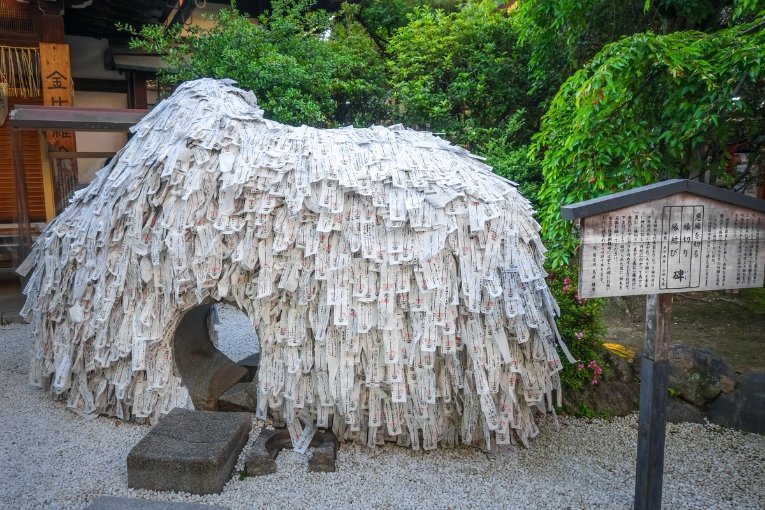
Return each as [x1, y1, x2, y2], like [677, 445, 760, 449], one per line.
[213, 304, 261, 362]
[1, 322, 764, 510]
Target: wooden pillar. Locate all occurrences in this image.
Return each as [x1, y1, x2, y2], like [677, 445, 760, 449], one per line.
[11, 127, 32, 260]
[38, 0, 66, 42]
[634, 293, 673, 510]
[38, 130, 57, 222]
[39, 43, 75, 148]
[127, 72, 148, 110]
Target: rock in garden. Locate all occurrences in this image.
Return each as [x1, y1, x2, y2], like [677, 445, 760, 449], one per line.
[245, 427, 338, 475]
[237, 353, 261, 381]
[562, 352, 639, 417]
[667, 344, 737, 407]
[707, 372, 765, 434]
[173, 303, 250, 411]
[666, 397, 705, 424]
[218, 382, 257, 412]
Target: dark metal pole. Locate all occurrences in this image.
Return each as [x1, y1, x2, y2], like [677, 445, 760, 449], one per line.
[634, 293, 672, 509]
[11, 127, 33, 263]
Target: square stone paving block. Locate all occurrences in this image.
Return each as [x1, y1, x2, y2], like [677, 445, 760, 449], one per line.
[127, 408, 252, 495]
[87, 496, 229, 509]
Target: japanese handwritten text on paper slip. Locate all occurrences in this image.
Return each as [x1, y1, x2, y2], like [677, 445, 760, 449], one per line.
[579, 193, 765, 298]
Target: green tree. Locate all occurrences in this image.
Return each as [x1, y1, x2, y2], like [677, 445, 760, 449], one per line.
[355, 0, 461, 49]
[533, 12, 765, 267]
[386, 1, 543, 200]
[512, 0, 736, 101]
[121, 1, 389, 127]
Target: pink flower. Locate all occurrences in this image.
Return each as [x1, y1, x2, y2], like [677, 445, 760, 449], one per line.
[575, 331, 584, 340]
[577, 363, 584, 371]
[591, 378, 599, 385]
[563, 277, 572, 285]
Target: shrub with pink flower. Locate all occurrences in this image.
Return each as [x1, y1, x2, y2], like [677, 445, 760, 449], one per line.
[545, 263, 607, 398]
[575, 359, 603, 384]
[588, 360, 603, 385]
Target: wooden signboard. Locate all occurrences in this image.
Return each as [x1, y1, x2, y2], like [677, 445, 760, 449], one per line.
[561, 179, 765, 510]
[578, 193, 765, 298]
[39, 42, 76, 151]
[39, 42, 77, 213]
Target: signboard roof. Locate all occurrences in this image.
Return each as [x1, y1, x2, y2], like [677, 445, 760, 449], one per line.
[561, 179, 765, 219]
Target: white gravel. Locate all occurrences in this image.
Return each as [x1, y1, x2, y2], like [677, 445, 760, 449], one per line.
[1, 322, 764, 510]
[213, 304, 260, 362]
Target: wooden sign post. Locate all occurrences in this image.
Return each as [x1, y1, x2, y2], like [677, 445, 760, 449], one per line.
[561, 179, 765, 510]
[635, 292, 671, 509]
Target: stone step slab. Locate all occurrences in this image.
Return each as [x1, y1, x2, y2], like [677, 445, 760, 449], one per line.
[127, 408, 252, 495]
[86, 496, 229, 509]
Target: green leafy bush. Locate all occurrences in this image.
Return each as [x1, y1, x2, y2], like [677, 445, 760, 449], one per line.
[546, 264, 608, 392]
[534, 15, 765, 267]
[121, 1, 389, 127]
[356, 0, 460, 47]
[387, 1, 538, 142]
[512, 0, 735, 101]
[386, 1, 543, 203]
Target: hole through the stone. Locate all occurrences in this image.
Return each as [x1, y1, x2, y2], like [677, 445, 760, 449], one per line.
[211, 303, 261, 367]
[172, 303, 259, 412]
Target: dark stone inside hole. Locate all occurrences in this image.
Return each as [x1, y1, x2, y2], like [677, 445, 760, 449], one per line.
[173, 303, 259, 411]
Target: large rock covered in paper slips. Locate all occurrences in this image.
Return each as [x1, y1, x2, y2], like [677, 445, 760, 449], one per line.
[19, 78, 570, 450]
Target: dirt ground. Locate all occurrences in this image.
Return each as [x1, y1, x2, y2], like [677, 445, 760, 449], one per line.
[601, 287, 765, 374]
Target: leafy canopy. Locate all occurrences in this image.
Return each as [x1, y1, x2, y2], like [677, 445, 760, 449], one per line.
[386, 1, 543, 200]
[121, 1, 389, 127]
[355, 0, 460, 49]
[387, 1, 536, 143]
[512, 0, 736, 100]
[534, 13, 765, 266]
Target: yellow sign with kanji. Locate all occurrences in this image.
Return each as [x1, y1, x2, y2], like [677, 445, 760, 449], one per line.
[39, 42, 76, 152]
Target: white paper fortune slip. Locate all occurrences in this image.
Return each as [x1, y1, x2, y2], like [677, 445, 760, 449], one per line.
[20, 78, 567, 449]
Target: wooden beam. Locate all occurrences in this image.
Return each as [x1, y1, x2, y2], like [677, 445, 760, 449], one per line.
[48, 151, 117, 159]
[38, 130, 56, 222]
[39, 42, 76, 150]
[36, 0, 64, 16]
[38, 1, 65, 43]
[9, 105, 147, 131]
[127, 71, 148, 110]
[73, 78, 128, 94]
[39, 41, 78, 221]
[634, 293, 673, 510]
[168, 0, 197, 26]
